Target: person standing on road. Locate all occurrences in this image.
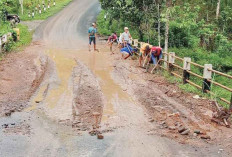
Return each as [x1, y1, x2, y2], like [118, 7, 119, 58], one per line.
[121, 27, 132, 48]
[88, 23, 98, 52]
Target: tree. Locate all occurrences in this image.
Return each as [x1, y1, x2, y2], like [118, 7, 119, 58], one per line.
[164, 0, 172, 67]
[19, 0, 24, 15]
[216, 0, 221, 19]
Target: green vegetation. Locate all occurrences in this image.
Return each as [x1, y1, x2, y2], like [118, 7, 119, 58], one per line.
[0, 24, 32, 60]
[97, 0, 232, 108]
[20, 0, 73, 21]
[0, 0, 72, 58]
[11, 24, 33, 50]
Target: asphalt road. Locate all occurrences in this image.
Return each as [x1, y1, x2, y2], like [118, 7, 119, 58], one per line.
[34, 0, 101, 49]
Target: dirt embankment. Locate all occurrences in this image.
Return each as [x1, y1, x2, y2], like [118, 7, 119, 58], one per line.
[0, 42, 48, 116]
[110, 52, 232, 152]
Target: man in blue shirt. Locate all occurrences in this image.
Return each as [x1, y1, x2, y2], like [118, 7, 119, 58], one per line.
[120, 44, 137, 59]
[88, 23, 97, 51]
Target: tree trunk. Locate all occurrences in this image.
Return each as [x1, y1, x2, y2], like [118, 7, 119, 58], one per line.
[216, 0, 221, 19]
[19, 0, 24, 15]
[164, 8, 170, 67]
[158, 3, 161, 47]
[164, 0, 172, 68]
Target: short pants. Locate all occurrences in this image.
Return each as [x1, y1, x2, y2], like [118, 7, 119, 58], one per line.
[89, 37, 96, 45]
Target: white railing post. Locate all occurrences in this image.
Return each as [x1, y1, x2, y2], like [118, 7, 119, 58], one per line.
[183, 57, 191, 84]
[164, 53, 168, 68]
[169, 52, 175, 64]
[203, 64, 212, 92]
[168, 52, 175, 72]
[133, 39, 138, 47]
[2, 34, 7, 44]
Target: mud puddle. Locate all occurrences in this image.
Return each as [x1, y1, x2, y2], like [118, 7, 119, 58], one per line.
[72, 49, 133, 122]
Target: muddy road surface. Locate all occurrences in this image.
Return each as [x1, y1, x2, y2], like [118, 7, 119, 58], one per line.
[0, 0, 232, 156]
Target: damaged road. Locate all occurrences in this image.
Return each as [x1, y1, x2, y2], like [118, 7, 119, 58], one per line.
[0, 0, 232, 156]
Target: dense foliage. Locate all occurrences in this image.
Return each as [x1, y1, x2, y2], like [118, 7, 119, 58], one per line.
[98, 0, 232, 106]
[98, 0, 232, 52]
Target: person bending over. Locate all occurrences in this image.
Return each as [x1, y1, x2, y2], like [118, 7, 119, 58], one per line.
[150, 46, 163, 65]
[107, 32, 118, 52]
[120, 44, 137, 60]
[139, 43, 153, 67]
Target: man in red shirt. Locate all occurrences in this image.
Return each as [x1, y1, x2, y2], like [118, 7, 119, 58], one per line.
[150, 46, 163, 65]
[107, 32, 118, 52]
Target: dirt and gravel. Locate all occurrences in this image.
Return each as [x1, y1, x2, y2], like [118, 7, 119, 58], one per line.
[110, 53, 232, 149]
[72, 60, 104, 131]
[0, 0, 231, 156]
[0, 43, 48, 117]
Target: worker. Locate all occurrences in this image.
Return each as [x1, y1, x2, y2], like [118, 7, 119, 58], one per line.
[107, 32, 118, 52]
[120, 44, 137, 60]
[151, 46, 163, 65]
[139, 43, 153, 67]
[121, 27, 132, 48]
[88, 23, 98, 52]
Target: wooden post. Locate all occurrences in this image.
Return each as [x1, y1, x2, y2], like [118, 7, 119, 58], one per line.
[133, 39, 138, 47]
[230, 93, 232, 110]
[2, 34, 7, 43]
[168, 52, 175, 72]
[169, 52, 175, 64]
[164, 53, 168, 68]
[13, 28, 20, 40]
[203, 64, 212, 93]
[183, 57, 191, 84]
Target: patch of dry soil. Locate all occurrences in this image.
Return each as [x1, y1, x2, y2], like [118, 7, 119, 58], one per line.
[0, 42, 48, 116]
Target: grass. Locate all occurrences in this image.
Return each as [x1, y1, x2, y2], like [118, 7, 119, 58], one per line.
[168, 47, 232, 108]
[0, 0, 73, 59]
[97, 10, 232, 107]
[0, 22, 12, 36]
[11, 24, 33, 50]
[0, 24, 32, 60]
[20, 0, 73, 21]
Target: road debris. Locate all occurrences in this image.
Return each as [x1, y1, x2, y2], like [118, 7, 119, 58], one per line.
[212, 101, 231, 128]
[193, 95, 200, 99]
[97, 134, 104, 139]
[181, 129, 190, 135]
[200, 135, 211, 140]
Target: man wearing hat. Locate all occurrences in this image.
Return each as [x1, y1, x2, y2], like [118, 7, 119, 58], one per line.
[121, 27, 132, 47]
[88, 23, 98, 51]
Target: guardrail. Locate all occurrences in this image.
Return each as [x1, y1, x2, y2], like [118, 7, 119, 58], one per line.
[0, 28, 20, 54]
[131, 39, 232, 110]
[26, 0, 56, 18]
[0, 33, 12, 54]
